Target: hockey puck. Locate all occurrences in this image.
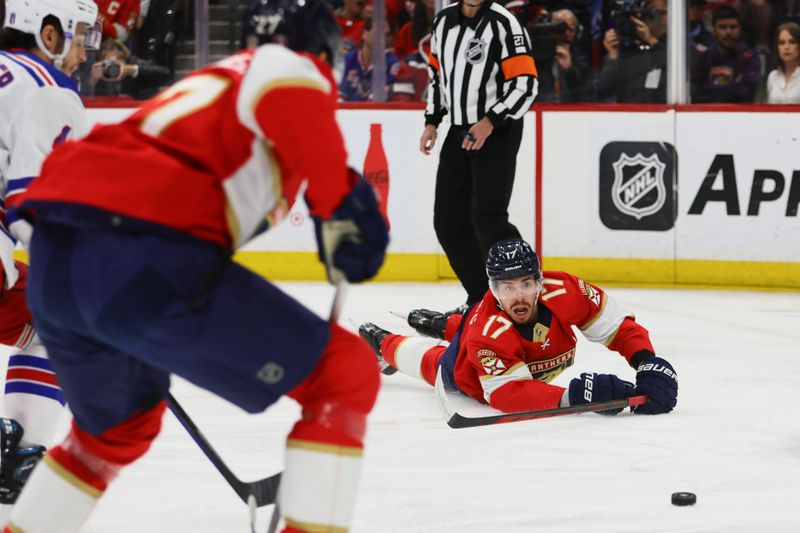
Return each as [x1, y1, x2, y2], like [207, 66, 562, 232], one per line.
[671, 492, 697, 506]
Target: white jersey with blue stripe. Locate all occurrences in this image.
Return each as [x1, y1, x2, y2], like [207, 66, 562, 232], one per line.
[0, 50, 88, 287]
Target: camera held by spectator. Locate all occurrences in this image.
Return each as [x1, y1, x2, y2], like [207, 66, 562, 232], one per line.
[610, 0, 665, 49]
[101, 59, 124, 81]
[506, 1, 566, 65]
[91, 39, 171, 99]
[599, 0, 668, 103]
[508, 2, 591, 102]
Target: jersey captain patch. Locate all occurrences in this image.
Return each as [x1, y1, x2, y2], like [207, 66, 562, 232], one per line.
[477, 349, 506, 375]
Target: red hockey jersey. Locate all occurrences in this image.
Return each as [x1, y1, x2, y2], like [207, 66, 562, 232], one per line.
[451, 271, 654, 413]
[20, 46, 352, 249]
[94, 0, 140, 39]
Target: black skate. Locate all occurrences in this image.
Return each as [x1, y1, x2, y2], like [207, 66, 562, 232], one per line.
[358, 323, 397, 375]
[0, 418, 46, 504]
[407, 309, 447, 340]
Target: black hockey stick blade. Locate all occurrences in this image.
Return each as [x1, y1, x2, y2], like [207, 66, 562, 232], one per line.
[434, 367, 647, 429]
[165, 392, 281, 506]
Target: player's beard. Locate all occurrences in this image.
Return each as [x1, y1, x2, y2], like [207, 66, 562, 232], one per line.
[505, 296, 538, 325]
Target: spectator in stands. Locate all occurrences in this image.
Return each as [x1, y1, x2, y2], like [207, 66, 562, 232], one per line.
[386, 0, 412, 36]
[340, 17, 400, 101]
[242, 0, 275, 50]
[336, 0, 369, 54]
[773, 1, 800, 24]
[390, 34, 430, 101]
[394, 0, 434, 59]
[132, 0, 177, 75]
[90, 38, 171, 99]
[766, 21, 800, 102]
[692, 5, 762, 102]
[598, 0, 668, 103]
[94, 0, 140, 40]
[690, 0, 714, 51]
[547, 8, 591, 102]
[703, 0, 773, 51]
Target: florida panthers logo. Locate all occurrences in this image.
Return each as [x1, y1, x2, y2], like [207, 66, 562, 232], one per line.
[611, 152, 667, 220]
[478, 349, 506, 376]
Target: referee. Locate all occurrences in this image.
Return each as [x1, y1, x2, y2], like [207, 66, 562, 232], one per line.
[419, 0, 538, 306]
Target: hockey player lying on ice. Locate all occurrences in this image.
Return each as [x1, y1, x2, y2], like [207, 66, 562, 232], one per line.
[360, 238, 678, 416]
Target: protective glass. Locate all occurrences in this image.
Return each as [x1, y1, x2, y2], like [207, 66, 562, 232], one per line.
[490, 277, 542, 300]
[82, 21, 103, 51]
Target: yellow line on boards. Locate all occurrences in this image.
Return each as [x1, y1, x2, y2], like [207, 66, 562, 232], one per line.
[13, 251, 799, 291]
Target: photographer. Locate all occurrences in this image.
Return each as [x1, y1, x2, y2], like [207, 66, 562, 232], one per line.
[599, 0, 668, 103]
[506, 3, 591, 102]
[90, 38, 171, 100]
[549, 8, 591, 102]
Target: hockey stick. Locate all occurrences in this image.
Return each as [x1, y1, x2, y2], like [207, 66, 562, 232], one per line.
[165, 392, 281, 506]
[434, 367, 647, 429]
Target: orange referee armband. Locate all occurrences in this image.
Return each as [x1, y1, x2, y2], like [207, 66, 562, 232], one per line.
[429, 54, 441, 73]
[501, 54, 538, 80]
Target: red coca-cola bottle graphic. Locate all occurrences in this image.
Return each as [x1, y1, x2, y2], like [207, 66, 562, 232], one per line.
[363, 123, 391, 230]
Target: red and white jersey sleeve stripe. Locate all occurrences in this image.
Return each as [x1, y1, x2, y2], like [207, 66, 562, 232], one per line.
[238, 46, 351, 220]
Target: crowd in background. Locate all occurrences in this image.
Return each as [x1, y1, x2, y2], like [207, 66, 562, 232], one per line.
[246, 0, 800, 104]
[8, 0, 796, 103]
[64, 0, 183, 100]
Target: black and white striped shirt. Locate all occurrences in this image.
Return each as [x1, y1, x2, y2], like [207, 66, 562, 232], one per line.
[425, 0, 539, 127]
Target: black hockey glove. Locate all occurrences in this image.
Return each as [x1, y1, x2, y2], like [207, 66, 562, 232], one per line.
[313, 178, 389, 284]
[633, 356, 678, 415]
[407, 309, 447, 339]
[567, 373, 636, 416]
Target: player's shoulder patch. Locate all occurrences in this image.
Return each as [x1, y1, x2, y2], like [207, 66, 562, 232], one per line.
[476, 348, 507, 376]
[577, 277, 602, 308]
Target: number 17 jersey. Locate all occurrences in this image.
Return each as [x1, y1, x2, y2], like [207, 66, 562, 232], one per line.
[451, 271, 655, 413]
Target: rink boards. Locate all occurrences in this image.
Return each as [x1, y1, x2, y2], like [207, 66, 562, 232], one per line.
[83, 104, 800, 289]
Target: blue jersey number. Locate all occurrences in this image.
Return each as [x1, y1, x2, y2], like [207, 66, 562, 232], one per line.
[0, 64, 13, 87]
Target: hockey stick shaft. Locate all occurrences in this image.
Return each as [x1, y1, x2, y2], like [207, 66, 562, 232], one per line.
[165, 392, 281, 505]
[446, 395, 648, 429]
[166, 282, 347, 509]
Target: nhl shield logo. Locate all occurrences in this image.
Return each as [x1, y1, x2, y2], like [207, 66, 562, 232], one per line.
[464, 39, 486, 65]
[599, 141, 677, 231]
[610, 153, 667, 220]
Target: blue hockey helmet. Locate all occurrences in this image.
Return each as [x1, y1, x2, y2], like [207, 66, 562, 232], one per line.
[486, 239, 542, 282]
[245, 0, 341, 65]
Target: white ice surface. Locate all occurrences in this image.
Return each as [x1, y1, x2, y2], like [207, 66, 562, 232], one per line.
[6, 282, 799, 532]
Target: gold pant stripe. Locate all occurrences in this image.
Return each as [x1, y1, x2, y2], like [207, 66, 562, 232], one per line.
[284, 517, 349, 533]
[44, 454, 103, 499]
[286, 439, 363, 457]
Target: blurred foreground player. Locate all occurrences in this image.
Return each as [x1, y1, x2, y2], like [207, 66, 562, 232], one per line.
[0, 0, 99, 510]
[360, 239, 677, 415]
[6, 0, 389, 531]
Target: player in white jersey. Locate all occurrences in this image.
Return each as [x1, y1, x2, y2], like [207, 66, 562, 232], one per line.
[0, 0, 99, 514]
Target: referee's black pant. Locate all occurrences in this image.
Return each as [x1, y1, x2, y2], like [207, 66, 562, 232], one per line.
[433, 119, 523, 305]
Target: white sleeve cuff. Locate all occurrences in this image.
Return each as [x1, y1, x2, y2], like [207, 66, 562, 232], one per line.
[560, 388, 570, 408]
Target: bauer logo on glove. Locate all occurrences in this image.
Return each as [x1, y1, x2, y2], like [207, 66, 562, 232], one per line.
[637, 361, 678, 381]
